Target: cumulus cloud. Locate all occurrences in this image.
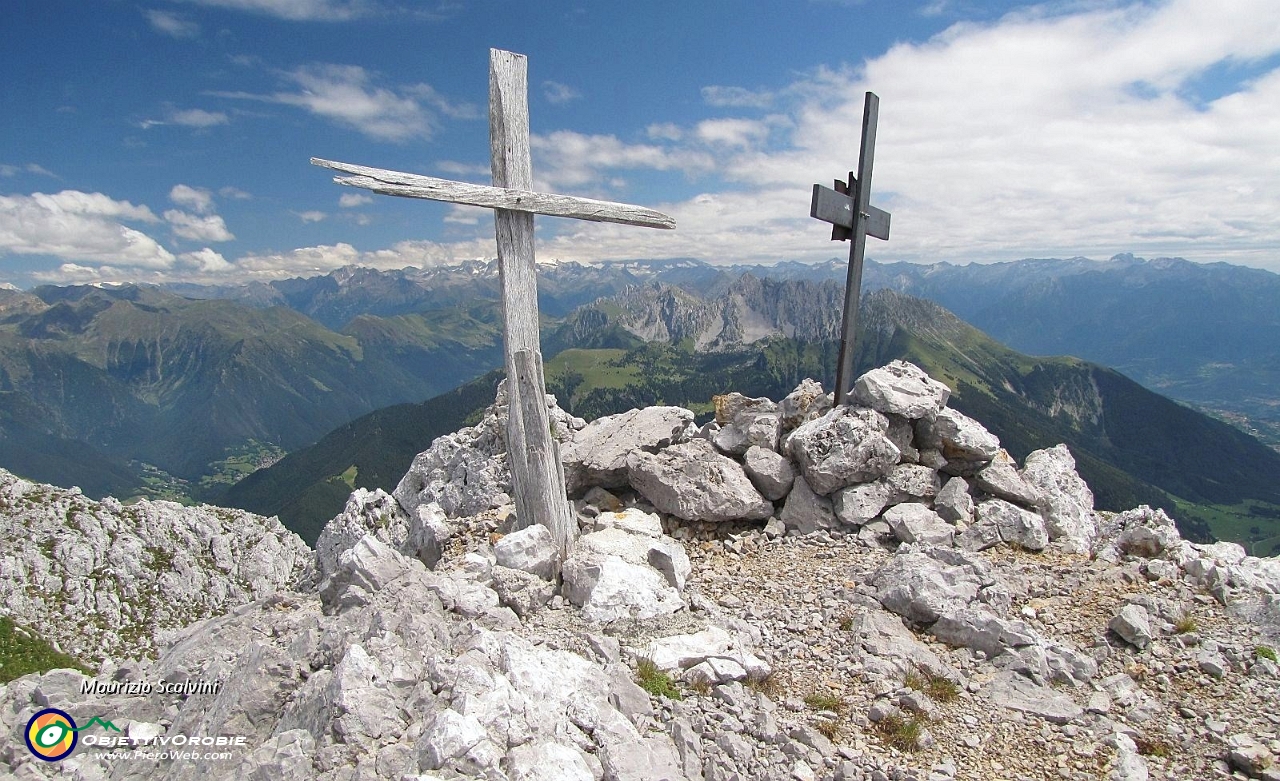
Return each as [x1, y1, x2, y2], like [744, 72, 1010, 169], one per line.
[693, 117, 774, 149]
[296, 210, 327, 223]
[164, 210, 235, 242]
[145, 9, 200, 37]
[530, 130, 716, 192]
[231, 237, 494, 278]
[533, 0, 1280, 268]
[542, 80, 582, 105]
[338, 192, 373, 208]
[0, 191, 176, 269]
[164, 185, 234, 242]
[170, 184, 214, 214]
[178, 248, 233, 272]
[213, 64, 473, 142]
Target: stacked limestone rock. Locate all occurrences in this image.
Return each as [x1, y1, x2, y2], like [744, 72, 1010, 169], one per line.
[4, 362, 1280, 781]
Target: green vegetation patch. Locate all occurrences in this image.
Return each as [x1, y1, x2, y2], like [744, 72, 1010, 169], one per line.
[1173, 498, 1280, 556]
[803, 690, 843, 712]
[0, 617, 91, 683]
[635, 658, 682, 700]
[875, 713, 926, 752]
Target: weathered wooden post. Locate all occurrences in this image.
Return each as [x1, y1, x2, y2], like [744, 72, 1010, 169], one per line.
[311, 49, 674, 560]
[810, 92, 892, 404]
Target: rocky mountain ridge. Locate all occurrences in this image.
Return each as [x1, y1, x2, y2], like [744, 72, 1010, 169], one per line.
[158, 253, 1280, 449]
[2, 362, 1280, 780]
[0, 470, 312, 665]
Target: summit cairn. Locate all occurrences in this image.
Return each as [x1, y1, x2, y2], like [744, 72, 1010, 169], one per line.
[6, 361, 1280, 781]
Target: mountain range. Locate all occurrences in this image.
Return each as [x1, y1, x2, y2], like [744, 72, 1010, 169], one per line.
[1, 255, 1277, 550]
[224, 280, 1280, 552]
[161, 252, 1280, 449]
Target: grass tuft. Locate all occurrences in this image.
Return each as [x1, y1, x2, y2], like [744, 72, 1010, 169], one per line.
[814, 718, 843, 741]
[635, 658, 682, 700]
[838, 614, 854, 632]
[1173, 614, 1198, 634]
[1256, 645, 1278, 662]
[745, 670, 781, 698]
[924, 674, 959, 703]
[875, 713, 925, 752]
[687, 677, 712, 696]
[803, 690, 843, 712]
[903, 670, 927, 691]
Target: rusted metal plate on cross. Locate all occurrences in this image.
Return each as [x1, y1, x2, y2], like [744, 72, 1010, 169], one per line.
[809, 91, 892, 404]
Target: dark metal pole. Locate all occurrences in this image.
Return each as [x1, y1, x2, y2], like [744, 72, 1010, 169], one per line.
[834, 92, 879, 404]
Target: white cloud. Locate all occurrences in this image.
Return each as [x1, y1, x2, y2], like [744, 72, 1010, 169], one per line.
[0, 191, 175, 269]
[169, 0, 377, 21]
[442, 204, 486, 225]
[164, 210, 235, 242]
[338, 192, 373, 208]
[646, 123, 683, 142]
[178, 248, 233, 272]
[213, 64, 468, 142]
[296, 210, 328, 223]
[694, 118, 773, 149]
[530, 0, 1280, 269]
[145, 9, 200, 37]
[0, 163, 56, 178]
[171, 108, 229, 127]
[164, 185, 234, 242]
[701, 85, 774, 109]
[170, 184, 214, 214]
[406, 83, 480, 120]
[140, 107, 229, 130]
[542, 80, 582, 105]
[435, 160, 491, 179]
[219, 186, 252, 200]
[530, 130, 716, 192]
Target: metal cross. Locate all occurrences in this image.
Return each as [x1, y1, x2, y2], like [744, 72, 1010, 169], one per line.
[311, 49, 675, 559]
[810, 91, 891, 404]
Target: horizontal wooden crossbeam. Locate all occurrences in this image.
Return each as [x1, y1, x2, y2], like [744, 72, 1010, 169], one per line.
[311, 158, 676, 230]
[810, 184, 891, 241]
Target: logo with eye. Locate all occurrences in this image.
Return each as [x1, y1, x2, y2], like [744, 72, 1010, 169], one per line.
[25, 708, 78, 761]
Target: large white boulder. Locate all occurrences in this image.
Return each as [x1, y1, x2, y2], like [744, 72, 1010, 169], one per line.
[561, 526, 690, 623]
[560, 405, 696, 495]
[494, 523, 559, 581]
[786, 406, 901, 495]
[627, 438, 773, 522]
[851, 360, 950, 420]
[1021, 444, 1097, 552]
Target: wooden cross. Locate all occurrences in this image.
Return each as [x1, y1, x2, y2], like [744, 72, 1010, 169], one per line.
[809, 91, 891, 404]
[311, 49, 675, 559]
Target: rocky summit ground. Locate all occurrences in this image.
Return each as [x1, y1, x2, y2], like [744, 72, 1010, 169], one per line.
[2, 361, 1279, 781]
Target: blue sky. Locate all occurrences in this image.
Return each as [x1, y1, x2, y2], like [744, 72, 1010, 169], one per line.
[2, 0, 1279, 287]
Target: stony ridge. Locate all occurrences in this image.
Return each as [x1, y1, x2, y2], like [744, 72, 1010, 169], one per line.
[2, 363, 1279, 780]
[0, 470, 313, 664]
